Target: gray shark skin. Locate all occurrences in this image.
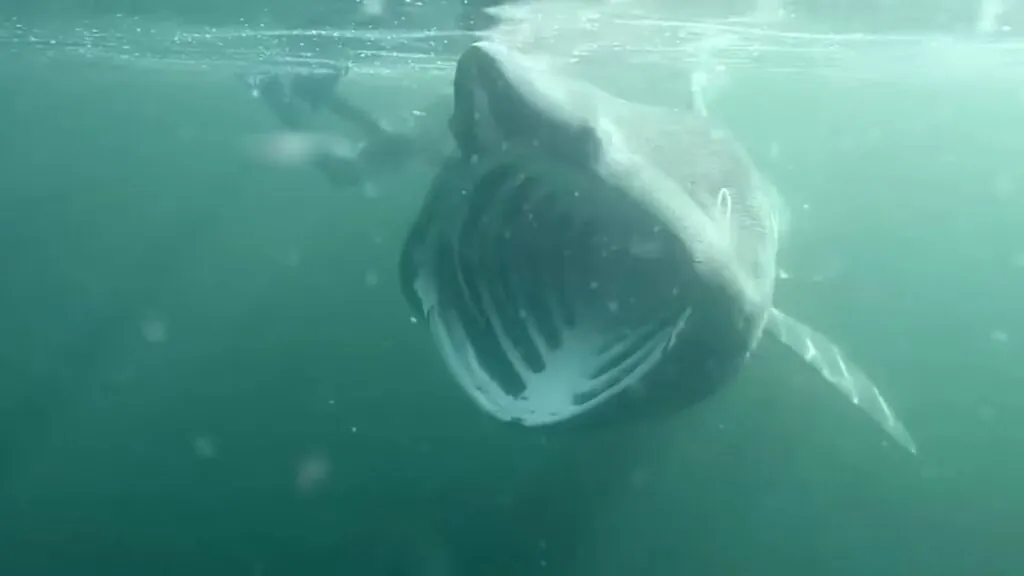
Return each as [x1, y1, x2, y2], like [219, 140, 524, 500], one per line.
[399, 41, 916, 452]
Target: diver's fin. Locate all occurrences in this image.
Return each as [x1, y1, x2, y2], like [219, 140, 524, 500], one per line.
[246, 72, 309, 131]
[289, 62, 349, 112]
[766, 307, 917, 454]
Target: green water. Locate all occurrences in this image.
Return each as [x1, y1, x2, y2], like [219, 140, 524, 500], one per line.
[2, 2, 1023, 575]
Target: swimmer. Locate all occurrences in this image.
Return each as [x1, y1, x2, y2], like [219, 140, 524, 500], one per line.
[243, 0, 526, 191]
[247, 61, 447, 191]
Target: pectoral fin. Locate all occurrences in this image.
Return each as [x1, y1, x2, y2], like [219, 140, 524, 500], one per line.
[766, 307, 917, 454]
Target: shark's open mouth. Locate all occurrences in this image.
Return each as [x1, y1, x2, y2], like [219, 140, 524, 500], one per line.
[395, 41, 702, 425]
[412, 156, 695, 425]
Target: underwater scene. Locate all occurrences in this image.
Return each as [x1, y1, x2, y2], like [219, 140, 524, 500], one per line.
[2, 0, 1023, 574]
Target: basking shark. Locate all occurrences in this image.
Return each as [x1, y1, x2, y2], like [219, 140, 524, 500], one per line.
[397, 41, 916, 452]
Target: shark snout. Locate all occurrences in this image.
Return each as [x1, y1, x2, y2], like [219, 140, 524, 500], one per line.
[449, 42, 601, 167]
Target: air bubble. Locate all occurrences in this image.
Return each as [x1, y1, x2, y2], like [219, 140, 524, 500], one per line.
[141, 318, 167, 343]
[365, 270, 380, 287]
[193, 436, 217, 459]
[296, 454, 331, 494]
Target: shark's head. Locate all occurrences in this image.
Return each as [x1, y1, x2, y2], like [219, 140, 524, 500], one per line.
[401, 42, 763, 428]
[448, 41, 611, 207]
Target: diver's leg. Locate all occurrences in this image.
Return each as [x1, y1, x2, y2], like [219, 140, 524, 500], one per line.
[281, 62, 389, 140]
[311, 153, 368, 190]
[247, 72, 308, 131]
[251, 64, 445, 190]
[248, 62, 377, 137]
[287, 62, 351, 114]
[284, 65, 440, 167]
[249, 69, 375, 190]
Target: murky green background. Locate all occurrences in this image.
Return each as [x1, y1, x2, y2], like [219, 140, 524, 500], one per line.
[1, 1, 1023, 575]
